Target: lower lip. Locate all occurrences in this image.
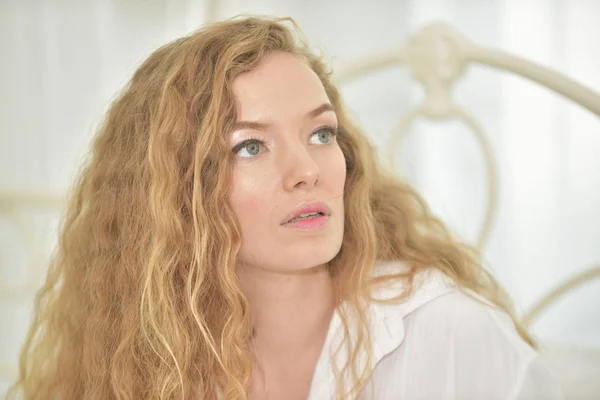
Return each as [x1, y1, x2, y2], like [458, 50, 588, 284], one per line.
[283, 215, 329, 230]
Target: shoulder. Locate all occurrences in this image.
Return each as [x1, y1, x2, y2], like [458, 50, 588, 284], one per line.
[400, 289, 564, 398]
[368, 260, 564, 399]
[371, 259, 526, 348]
[404, 288, 533, 359]
[409, 286, 518, 336]
[374, 259, 537, 369]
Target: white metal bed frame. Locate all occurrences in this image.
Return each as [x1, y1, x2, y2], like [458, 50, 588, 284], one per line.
[332, 22, 600, 330]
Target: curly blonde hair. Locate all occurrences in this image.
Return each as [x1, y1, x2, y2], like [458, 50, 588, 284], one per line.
[7, 15, 532, 400]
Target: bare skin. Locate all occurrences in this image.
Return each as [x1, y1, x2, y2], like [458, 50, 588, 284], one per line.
[229, 51, 346, 398]
[238, 265, 335, 399]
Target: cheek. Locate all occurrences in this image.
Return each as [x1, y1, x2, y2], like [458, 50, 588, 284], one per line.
[229, 171, 279, 265]
[325, 147, 347, 195]
[336, 154, 347, 191]
[229, 171, 274, 229]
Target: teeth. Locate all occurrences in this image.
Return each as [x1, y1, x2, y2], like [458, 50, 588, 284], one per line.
[288, 211, 323, 223]
[299, 212, 319, 217]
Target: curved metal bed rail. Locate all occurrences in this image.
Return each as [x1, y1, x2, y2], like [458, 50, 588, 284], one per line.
[333, 21, 600, 327]
[334, 22, 600, 116]
[521, 265, 600, 329]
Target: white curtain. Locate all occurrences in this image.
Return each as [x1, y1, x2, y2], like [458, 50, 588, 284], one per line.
[1, 0, 599, 393]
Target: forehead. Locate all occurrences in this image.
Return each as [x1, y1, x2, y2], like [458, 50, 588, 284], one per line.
[231, 52, 330, 120]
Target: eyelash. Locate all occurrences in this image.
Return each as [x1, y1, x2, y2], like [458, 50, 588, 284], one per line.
[231, 125, 339, 155]
[231, 136, 266, 155]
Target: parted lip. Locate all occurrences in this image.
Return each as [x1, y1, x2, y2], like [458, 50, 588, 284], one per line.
[281, 201, 331, 225]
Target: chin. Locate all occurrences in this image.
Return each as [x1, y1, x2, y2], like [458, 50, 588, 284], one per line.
[282, 237, 343, 271]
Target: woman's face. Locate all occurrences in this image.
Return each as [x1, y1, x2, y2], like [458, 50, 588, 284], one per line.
[229, 51, 346, 273]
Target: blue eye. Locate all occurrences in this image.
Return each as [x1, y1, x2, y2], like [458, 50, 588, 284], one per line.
[309, 127, 337, 145]
[232, 139, 264, 158]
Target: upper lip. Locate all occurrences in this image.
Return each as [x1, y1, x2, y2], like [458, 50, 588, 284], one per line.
[281, 201, 331, 224]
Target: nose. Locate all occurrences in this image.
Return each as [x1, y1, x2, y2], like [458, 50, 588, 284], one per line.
[282, 146, 320, 191]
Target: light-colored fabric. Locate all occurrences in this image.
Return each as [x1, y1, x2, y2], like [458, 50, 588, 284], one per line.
[537, 344, 600, 399]
[308, 260, 565, 399]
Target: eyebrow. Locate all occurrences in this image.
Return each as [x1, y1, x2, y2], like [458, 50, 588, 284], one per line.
[233, 103, 335, 132]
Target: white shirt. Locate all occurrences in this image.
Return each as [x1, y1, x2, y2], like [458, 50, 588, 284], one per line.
[307, 261, 564, 399]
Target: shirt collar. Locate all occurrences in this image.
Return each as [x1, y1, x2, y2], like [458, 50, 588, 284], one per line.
[308, 262, 456, 399]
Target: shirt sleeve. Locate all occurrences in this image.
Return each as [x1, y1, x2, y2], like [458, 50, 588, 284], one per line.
[402, 289, 565, 400]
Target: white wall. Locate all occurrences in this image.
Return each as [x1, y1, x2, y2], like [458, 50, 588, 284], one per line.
[1, 0, 599, 393]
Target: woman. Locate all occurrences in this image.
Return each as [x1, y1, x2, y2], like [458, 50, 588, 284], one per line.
[9, 16, 562, 400]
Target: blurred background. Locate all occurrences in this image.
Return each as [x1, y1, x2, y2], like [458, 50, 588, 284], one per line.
[1, 0, 599, 397]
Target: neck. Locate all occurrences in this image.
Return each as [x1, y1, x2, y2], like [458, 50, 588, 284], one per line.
[237, 263, 336, 358]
